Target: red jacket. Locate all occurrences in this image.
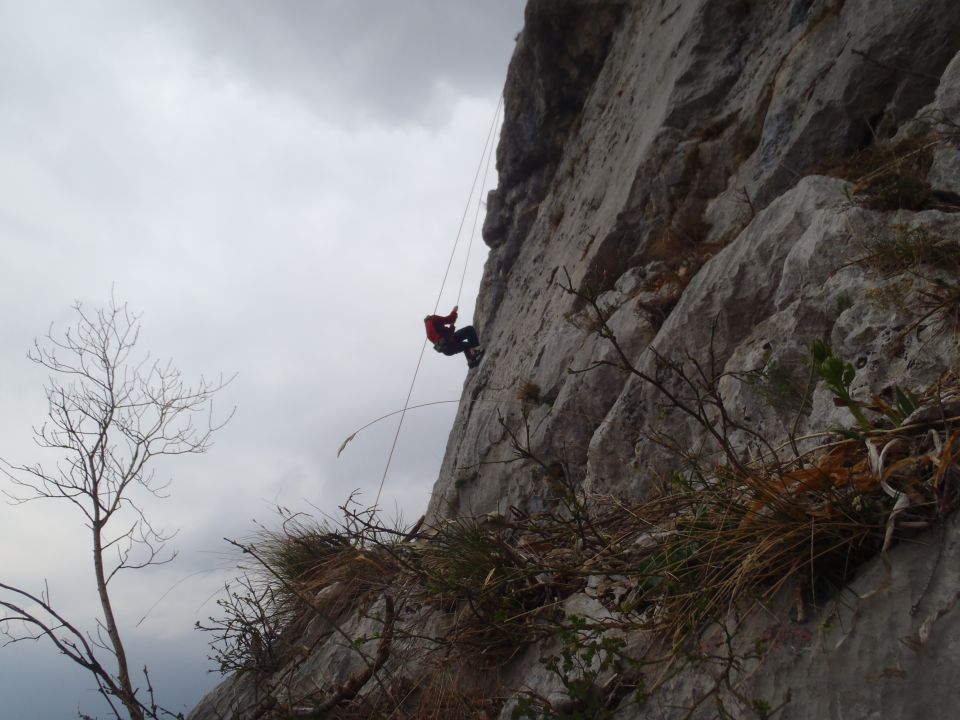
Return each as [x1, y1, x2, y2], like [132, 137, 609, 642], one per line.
[424, 309, 457, 345]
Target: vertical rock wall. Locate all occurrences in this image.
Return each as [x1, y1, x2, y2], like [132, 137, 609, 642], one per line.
[428, 0, 960, 520]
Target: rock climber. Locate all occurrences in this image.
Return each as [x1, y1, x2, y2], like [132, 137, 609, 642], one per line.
[424, 306, 484, 368]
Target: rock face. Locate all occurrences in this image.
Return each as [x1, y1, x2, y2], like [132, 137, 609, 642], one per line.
[429, 0, 960, 519]
[190, 1, 960, 718]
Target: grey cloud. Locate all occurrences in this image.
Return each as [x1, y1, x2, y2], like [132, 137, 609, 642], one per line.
[153, 0, 524, 126]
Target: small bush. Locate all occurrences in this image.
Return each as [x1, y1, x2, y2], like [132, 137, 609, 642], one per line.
[196, 576, 289, 675]
[835, 290, 854, 314]
[513, 616, 643, 720]
[742, 353, 809, 413]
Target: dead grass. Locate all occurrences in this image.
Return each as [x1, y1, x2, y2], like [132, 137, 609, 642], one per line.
[853, 225, 960, 337]
[646, 211, 711, 264]
[858, 226, 960, 275]
[821, 135, 936, 211]
[244, 379, 959, 655]
[256, 512, 398, 607]
[912, 279, 960, 336]
[517, 381, 543, 405]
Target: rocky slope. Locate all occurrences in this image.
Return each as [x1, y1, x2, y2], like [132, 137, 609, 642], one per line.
[190, 1, 960, 718]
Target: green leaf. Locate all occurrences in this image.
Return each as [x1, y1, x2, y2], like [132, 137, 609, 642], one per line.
[894, 385, 919, 418]
[841, 363, 856, 387]
[811, 339, 831, 364]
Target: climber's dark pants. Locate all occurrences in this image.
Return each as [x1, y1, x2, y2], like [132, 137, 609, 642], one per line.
[440, 326, 480, 356]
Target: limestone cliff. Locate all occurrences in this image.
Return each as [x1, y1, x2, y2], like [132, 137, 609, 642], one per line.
[430, 0, 960, 518]
[190, 1, 960, 718]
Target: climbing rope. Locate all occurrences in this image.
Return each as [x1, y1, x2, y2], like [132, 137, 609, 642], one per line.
[431, 96, 503, 315]
[372, 97, 503, 508]
[456, 101, 500, 309]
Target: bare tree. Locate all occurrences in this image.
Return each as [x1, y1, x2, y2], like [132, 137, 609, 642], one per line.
[0, 297, 233, 720]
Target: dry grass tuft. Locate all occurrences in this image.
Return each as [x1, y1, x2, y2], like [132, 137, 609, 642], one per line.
[201, 377, 960, 716]
[255, 512, 398, 605]
[822, 135, 936, 211]
[858, 226, 960, 275]
[853, 225, 960, 336]
[516, 380, 543, 405]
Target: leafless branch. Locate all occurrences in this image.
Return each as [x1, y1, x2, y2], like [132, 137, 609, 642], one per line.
[0, 296, 231, 719]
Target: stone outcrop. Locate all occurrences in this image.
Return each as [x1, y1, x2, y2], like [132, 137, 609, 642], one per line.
[190, 1, 960, 717]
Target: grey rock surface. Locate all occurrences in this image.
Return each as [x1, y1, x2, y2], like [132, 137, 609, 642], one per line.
[428, 0, 960, 520]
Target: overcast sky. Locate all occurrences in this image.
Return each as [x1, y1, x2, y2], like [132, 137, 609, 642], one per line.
[0, 2, 524, 717]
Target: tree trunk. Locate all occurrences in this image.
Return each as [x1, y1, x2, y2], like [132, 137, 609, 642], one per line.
[93, 523, 144, 720]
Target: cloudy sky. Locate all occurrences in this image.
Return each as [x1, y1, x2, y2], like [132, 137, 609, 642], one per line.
[0, 2, 524, 717]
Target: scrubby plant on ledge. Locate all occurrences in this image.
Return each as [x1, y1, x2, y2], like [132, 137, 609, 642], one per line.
[199, 369, 960, 719]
